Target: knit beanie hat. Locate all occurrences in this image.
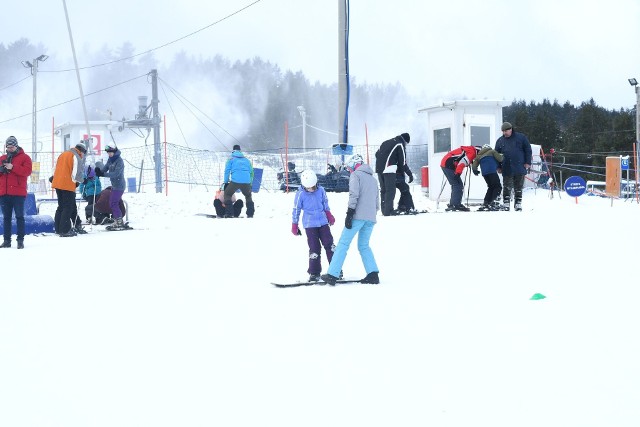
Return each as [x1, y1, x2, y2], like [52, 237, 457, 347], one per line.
[233, 144, 241, 151]
[5, 136, 18, 147]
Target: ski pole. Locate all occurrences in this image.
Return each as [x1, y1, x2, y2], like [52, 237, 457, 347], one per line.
[464, 167, 471, 206]
[436, 174, 447, 209]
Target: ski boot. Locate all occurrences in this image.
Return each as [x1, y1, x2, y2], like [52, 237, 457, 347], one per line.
[360, 272, 380, 284]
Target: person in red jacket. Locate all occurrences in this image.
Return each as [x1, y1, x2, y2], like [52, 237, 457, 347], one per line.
[440, 145, 479, 211]
[0, 136, 33, 249]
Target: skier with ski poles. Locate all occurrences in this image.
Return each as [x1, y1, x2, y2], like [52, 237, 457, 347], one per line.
[440, 145, 480, 211]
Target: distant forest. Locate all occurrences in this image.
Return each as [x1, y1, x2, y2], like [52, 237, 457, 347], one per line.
[1, 38, 637, 181]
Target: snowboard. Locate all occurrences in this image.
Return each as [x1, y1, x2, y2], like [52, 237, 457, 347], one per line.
[271, 279, 363, 288]
[393, 209, 428, 215]
[195, 213, 217, 218]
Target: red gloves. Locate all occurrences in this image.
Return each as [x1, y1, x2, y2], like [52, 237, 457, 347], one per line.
[325, 211, 335, 226]
[291, 223, 301, 236]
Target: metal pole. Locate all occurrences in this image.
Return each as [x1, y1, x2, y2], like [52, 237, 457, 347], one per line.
[31, 60, 37, 161]
[150, 69, 162, 194]
[62, 0, 92, 160]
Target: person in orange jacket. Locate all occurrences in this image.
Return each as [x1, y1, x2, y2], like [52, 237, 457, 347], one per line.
[440, 145, 480, 211]
[51, 141, 87, 236]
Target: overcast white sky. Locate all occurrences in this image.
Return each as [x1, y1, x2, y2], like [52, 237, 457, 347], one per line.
[2, 0, 640, 110]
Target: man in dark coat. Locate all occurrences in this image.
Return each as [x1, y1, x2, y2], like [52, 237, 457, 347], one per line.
[495, 122, 532, 211]
[375, 132, 412, 216]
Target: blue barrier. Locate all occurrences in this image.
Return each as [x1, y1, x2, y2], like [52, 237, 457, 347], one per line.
[252, 168, 264, 193]
[0, 194, 55, 235]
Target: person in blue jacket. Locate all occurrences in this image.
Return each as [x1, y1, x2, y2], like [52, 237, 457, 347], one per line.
[291, 170, 337, 282]
[223, 144, 255, 218]
[95, 144, 127, 229]
[495, 122, 532, 211]
[472, 144, 504, 211]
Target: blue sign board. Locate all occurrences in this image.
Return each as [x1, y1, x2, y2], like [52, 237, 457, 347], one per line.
[621, 157, 630, 170]
[564, 176, 586, 197]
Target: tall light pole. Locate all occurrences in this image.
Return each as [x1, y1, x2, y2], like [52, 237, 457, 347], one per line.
[630, 78, 639, 202]
[21, 54, 48, 162]
[629, 78, 639, 144]
[297, 105, 306, 169]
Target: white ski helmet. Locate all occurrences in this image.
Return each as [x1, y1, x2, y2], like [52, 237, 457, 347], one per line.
[345, 154, 364, 171]
[300, 170, 318, 188]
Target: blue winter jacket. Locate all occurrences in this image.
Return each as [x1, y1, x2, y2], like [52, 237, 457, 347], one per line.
[79, 176, 102, 197]
[102, 150, 126, 191]
[291, 185, 331, 228]
[495, 131, 532, 176]
[223, 150, 254, 184]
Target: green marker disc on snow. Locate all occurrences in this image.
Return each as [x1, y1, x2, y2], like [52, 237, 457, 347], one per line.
[530, 293, 546, 300]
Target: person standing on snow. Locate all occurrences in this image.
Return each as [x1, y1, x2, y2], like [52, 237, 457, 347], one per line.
[95, 144, 127, 230]
[0, 136, 33, 249]
[440, 145, 479, 211]
[321, 154, 380, 285]
[52, 141, 87, 236]
[375, 132, 411, 216]
[291, 169, 337, 282]
[223, 144, 255, 218]
[495, 122, 532, 211]
[472, 144, 504, 211]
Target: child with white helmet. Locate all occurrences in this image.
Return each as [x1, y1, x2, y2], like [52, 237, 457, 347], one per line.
[291, 169, 338, 282]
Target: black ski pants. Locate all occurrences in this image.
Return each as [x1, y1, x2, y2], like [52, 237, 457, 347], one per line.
[378, 172, 397, 216]
[54, 189, 78, 234]
[482, 173, 503, 205]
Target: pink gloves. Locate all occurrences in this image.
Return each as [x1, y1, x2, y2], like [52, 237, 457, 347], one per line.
[325, 211, 335, 226]
[291, 223, 301, 236]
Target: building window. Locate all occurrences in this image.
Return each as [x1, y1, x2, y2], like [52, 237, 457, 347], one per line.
[470, 126, 490, 147]
[434, 128, 451, 153]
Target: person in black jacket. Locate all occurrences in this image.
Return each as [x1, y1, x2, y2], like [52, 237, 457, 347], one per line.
[495, 122, 532, 211]
[375, 133, 412, 216]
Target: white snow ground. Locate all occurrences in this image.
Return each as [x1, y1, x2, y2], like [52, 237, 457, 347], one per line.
[1, 186, 639, 427]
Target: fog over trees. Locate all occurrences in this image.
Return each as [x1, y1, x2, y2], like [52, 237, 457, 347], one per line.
[1, 37, 637, 181]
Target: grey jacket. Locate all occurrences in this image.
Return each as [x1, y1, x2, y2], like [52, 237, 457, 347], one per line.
[348, 163, 379, 223]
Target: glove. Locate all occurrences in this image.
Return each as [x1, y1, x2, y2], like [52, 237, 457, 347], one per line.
[291, 223, 301, 236]
[325, 211, 335, 226]
[95, 167, 104, 177]
[48, 176, 53, 183]
[407, 172, 414, 184]
[345, 208, 355, 229]
[473, 169, 480, 176]
[75, 182, 80, 188]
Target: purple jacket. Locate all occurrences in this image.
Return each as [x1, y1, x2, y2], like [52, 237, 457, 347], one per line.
[291, 185, 331, 228]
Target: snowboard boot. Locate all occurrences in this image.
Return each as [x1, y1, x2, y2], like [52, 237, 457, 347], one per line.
[308, 274, 321, 282]
[360, 271, 379, 284]
[108, 218, 127, 231]
[17, 240, 24, 249]
[320, 273, 339, 286]
[0, 240, 11, 248]
[246, 201, 255, 218]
